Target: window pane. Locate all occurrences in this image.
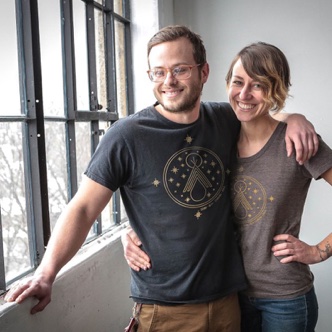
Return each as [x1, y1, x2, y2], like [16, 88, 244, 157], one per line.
[0, 122, 31, 281]
[102, 193, 127, 229]
[114, 0, 123, 16]
[95, 9, 107, 111]
[120, 197, 127, 223]
[77, 121, 116, 235]
[0, 2, 21, 116]
[75, 122, 97, 238]
[76, 121, 121, 234]
[38, 0, 65, 116]
[101, 196, 115, 230]
[73, 0, 89, 110]
[75, 121, 92, 185]
[115, 20, 128, 118]
[98, 121, 115, 230]
[45, 122, 68, 229]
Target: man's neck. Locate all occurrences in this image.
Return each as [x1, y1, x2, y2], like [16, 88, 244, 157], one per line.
[154, 102, 201, 124]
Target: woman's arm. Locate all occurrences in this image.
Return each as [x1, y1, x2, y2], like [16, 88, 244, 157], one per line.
[121, 226, 151, 271]
[272, 167, 332, 264]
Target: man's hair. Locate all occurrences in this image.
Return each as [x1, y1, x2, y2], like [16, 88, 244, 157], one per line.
[225, 42, 291, 112]
[147, 25, 207, 66]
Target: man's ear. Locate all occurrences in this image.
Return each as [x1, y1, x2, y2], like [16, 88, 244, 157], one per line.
[201, 62, 210, 84]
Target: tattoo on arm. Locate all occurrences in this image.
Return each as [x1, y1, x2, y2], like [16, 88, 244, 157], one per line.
[316, 241, 331, 261]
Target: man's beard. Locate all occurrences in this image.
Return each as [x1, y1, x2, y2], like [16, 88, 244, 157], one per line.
[155, 83, 202, 113]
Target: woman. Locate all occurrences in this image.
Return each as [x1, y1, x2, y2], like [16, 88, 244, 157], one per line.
[122, 42, 332, 331]
[225, 42, 332, 331]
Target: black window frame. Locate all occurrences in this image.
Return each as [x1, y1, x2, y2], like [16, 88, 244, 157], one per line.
[0, 0, 133, 292]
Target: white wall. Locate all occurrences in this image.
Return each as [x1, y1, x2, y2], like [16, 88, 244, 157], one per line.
[130, 0, 175, 113]
[170, 1, 332, 331]
[130, 0, 159, 112]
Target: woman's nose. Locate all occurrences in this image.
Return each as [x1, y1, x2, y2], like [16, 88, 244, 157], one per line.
[239, 86, 251, 99]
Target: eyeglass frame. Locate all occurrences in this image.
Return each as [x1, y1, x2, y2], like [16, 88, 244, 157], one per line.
[147, 64, 202, 82]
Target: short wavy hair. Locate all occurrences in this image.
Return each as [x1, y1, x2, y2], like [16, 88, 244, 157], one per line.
[225, 42, 291, 112]
[147, 25, 207, 66]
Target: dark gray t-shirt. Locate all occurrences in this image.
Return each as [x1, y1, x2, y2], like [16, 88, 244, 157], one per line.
[232, 122, 332, 298]
[85, 102, 247, 304]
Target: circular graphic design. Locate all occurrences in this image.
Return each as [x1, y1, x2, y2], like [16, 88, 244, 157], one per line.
[231, 175, 267, 225]
[163, 146, 225, 209]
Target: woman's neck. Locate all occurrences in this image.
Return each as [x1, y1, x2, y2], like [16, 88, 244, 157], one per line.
[237, 116, 280, 158]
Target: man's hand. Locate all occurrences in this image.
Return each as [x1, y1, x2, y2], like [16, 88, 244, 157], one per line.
[283, 114, 319, 164]
[4, 273, 54, 315]
[121, 226, 151, 271]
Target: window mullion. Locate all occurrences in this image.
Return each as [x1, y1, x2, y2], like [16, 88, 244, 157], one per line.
[61, 0, 78, 199]
[86, 1, 102, 234]
[124, 20, 134, 115]
[20, 0, 50, 259]
[105, 0, 117, 113]
[86, 2, 99, 113]
[0, 208, 6, 291]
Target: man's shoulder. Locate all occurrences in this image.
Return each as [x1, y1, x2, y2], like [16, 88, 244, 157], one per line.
[201, 101, 234, 114]
[202, 101, 231, 109]
[111, 105, 154, 127]
[201, 101, 237, 120]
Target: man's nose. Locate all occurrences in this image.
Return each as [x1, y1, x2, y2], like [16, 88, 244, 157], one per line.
[163, 70, 177, 84]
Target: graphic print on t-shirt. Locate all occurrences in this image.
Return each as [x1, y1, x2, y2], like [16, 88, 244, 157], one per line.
[160, 145, 225, 220]
[231, 169, 271, 226]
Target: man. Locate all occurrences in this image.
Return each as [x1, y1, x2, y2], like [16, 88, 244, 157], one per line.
[5, 25, 317, 331]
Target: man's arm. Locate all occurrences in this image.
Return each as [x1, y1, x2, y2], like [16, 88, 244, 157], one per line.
[4, 176, 113, 314]
[273, 113, 319, 164]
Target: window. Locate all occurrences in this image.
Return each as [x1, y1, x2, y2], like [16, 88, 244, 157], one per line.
[0, 0, 133, 291]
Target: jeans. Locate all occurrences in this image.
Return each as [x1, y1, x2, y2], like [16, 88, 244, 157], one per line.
[239, 287, 318, 332]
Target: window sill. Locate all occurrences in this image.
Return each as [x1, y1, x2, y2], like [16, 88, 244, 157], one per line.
[0, 221, 129, 315]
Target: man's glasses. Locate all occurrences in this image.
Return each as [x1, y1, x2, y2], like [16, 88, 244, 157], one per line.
[147, 64, 201, 82]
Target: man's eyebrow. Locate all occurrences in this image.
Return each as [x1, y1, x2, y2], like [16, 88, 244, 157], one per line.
[151, 63, 189, 69]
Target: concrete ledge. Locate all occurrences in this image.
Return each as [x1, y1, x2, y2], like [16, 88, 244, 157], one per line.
[0, 224, 133, 332]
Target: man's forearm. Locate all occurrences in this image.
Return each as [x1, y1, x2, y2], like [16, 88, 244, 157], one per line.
[36, 203, 95, 280]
